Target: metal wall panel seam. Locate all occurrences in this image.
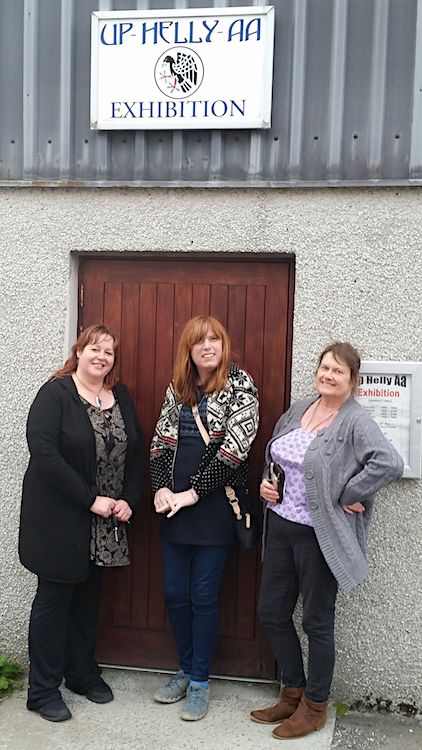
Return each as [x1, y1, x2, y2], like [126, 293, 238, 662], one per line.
[288, 0, 307, 176]
[133, 0, 151, 178]
[410, 0, 422, 175]
[171, 0, 188, 179]
[368, 0, 389, 176]
[133, 133, 147, 181]
[22, 0, 38, 178]
[326, 0, 348, 177]
[247, 0, 268, 178]
[171, 130, 185, 182]
[209, 131, 224, 181]
[209, 0, 229, 181]
[94, 132, 110, 185]
[248, 131, 263, 179]
[95, 0, 113, 178]
[59, 0, 74, 179]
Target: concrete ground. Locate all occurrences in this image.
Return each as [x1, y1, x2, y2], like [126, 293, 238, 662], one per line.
[332, 711, 422, 750]
[0, 669, 420, 750]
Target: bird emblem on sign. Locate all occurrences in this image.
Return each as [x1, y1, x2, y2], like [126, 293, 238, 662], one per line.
[163, 52, 198, 94]
[154, 47, 204, 99]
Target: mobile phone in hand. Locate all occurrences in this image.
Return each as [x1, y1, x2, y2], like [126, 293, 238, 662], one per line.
[270, 461, 284, 491]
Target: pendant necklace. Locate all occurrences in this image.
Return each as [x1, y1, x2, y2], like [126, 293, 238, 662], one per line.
[304, 399, 337, 431]
[74, 373, 104, 408]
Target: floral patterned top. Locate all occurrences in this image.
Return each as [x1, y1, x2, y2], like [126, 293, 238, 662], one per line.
[82, 397, 130, 567]
[269, 428, 315, 527]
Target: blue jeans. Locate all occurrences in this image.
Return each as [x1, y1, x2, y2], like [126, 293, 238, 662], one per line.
[163, 540, 230, 682]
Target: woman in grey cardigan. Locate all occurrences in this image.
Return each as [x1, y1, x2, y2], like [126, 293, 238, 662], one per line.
[250, 342, 403, 741]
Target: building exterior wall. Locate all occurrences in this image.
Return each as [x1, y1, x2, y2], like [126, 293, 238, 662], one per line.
[1, 186, 421, 708]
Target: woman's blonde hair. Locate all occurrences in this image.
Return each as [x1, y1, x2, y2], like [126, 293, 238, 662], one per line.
[52, 324, 119, 388]
[173, 316, 231, 404]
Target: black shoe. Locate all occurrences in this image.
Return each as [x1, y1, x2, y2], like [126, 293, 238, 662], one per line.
[67, 676, 114, 704]
[28, 699, 72, 722]
[85, 677, 114, 704]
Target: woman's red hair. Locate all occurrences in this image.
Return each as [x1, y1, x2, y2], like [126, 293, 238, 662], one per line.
[52, 324, 119, 388]
[173, 316, 231, 404]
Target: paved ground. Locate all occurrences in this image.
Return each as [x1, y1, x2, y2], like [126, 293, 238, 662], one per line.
[0, 669, 420, 750]
[0, 669, 335, 750]
[332, 710, 422, 750]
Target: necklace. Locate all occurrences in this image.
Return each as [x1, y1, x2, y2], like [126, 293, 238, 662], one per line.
[74, 373, 104, 408]
[303, 399, 338, 432]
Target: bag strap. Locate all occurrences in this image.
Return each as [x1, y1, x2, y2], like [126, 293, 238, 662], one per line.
[191, 404, 242, 520]
[191, 404, 210, 445]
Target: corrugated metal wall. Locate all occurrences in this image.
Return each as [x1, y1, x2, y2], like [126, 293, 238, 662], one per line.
[1, 0, 422, 186]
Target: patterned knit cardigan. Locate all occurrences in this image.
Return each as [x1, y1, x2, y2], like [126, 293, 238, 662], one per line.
[263, 395, 404, 592]
[150, 364, 259, 498]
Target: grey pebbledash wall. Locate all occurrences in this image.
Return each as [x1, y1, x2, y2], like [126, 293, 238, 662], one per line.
[1, 186, 421, 710]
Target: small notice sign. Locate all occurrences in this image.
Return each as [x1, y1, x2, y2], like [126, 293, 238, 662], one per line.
[357, 362, 422, 478]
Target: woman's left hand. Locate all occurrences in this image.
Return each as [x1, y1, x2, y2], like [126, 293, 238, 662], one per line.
[166, 489, 198, 518]
[260, 478, 280, 504]
[113, 499, 133, 522]
[342, 501, 365, 515]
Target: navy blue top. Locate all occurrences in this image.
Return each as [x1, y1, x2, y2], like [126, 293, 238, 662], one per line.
[161, 393, 235, 546]
[173, 398, 208, 492]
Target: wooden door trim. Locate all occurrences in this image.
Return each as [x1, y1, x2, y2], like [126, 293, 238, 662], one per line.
[78, 251, 295, 261]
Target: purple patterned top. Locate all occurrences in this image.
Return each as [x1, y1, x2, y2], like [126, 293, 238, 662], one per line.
[268, 428, 316, 527]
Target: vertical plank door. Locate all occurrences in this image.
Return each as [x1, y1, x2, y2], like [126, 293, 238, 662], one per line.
[79, 255, 294, 679]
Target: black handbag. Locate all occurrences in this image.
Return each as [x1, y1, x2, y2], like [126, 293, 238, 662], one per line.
[192, 405, 259, 550]
[228, 488, 260, 550]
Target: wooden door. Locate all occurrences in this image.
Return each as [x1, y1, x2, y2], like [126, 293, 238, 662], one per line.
[79, 255, 294, 679]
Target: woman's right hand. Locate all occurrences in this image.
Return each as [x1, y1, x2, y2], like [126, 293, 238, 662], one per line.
[90, 495, 115, 517]
[154, 488, 174, 514]
[166, 489, 198, 518]
[260, 478, 280, 504]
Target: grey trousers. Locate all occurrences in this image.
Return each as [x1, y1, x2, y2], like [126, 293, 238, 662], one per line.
[258, 511, 338, 702]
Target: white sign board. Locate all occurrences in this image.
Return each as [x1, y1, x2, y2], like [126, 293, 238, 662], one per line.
[357, 362, 422, 478]
[90, 7, 274, 130]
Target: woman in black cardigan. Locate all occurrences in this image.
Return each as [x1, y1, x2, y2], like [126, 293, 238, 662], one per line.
[19, 325, 145, 722]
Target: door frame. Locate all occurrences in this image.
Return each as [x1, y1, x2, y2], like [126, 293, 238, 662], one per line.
[77, 251, 296, 679]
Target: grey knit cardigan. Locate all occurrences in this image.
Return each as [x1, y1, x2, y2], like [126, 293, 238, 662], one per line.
[264, 395, 404, 593]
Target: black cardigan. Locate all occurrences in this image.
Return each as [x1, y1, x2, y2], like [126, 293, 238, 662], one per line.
[19, 376, 145, 583]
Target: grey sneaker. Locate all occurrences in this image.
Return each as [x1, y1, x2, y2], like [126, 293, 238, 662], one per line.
[153, 671, 190, 704]
[180, 684, 209, 721]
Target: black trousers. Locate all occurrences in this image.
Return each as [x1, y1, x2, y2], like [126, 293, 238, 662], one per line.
[27, 564, 103, 709]
[258, 511, 338, 702]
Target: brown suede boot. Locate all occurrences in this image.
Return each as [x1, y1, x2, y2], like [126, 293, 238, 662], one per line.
[272, 694, 328, 740]
[250, 687, 304, 724]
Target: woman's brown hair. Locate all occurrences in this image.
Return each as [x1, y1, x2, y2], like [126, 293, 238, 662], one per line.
[317, 341, 361, 394]
[173, 316, 231, 404]
[52, 324, 119, 388]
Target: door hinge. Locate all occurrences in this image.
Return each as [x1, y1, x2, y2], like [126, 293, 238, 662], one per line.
[79, 283, 84, 308]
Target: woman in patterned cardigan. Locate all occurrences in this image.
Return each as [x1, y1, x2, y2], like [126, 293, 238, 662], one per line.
[151, 315, 259, 721]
